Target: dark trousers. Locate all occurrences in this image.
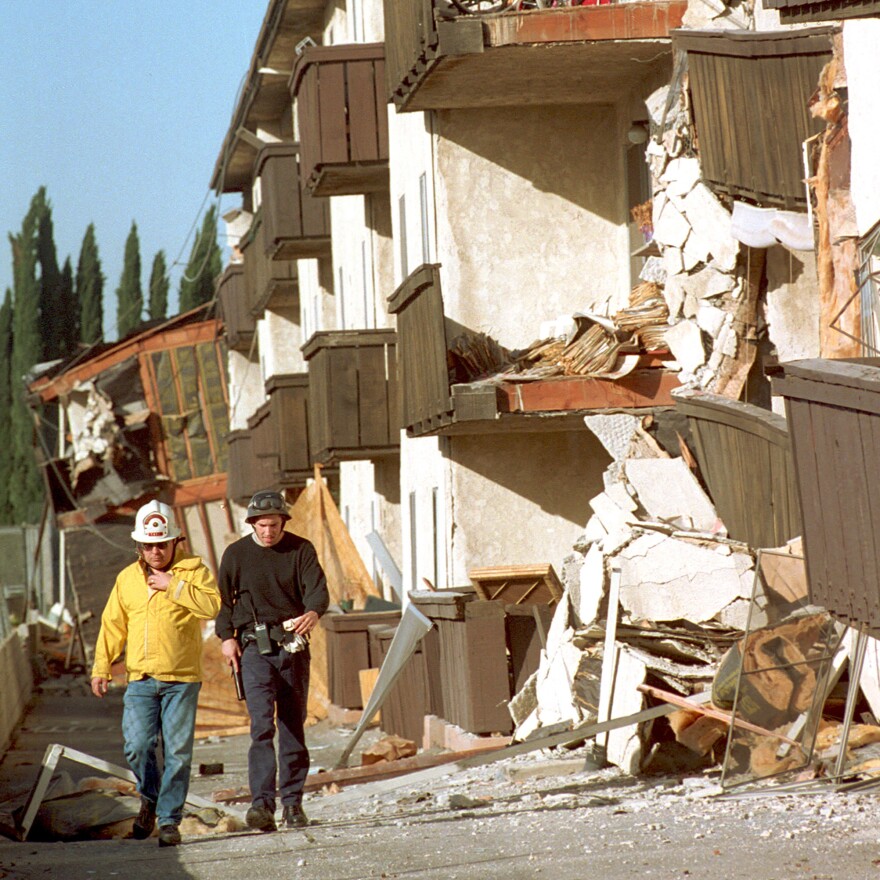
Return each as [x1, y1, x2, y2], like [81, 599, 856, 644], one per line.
[241, 642, 310, 810]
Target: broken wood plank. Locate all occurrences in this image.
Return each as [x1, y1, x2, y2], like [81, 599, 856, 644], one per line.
[317, 693, 712, 807]
[637, 684, 800, 746]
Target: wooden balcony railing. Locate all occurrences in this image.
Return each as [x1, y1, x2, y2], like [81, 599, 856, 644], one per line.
[673, 388, 801, 548]
[240, 211, 298, 318]
[216, 263, 254, 353]
[301, 329, 398, 464]
[673, 28, 833, 210]
[763, 0, 880, 22]
[254, 143, 330, 261]
[265, 372, 312, 483]
[389, 263, 682, 437]
[771, 359, 880, 634]
[383, 0, 688, 111]
[290, 43, 389, 197]
[387, 264, 453, 434]
[227, 429, 276, 503]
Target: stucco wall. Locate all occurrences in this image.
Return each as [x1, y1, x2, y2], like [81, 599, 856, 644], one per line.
[259, 306, 307, 379]
[227, 349, 264, 428]
[0, 630, 33, 756]
[845, 20, 880, 236]
[339, 456, 402, 601]
[388, 108, 436, 284]
[329, 193, 394, 330]
[298, 257, 336, 343]
[433, 104, 629, 346]
[446, 430, 610, 584]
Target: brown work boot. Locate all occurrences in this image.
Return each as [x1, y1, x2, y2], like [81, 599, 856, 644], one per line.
[132, 796, 156, 839]
[246, 804, 277, 832]
[281, 804, 309, 828]
[157, 824, 181, 847]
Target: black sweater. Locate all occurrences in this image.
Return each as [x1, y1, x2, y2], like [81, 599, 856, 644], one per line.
[215, 532, 329, 641]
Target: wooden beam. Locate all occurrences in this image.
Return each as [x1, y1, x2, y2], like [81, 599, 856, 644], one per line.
[496, 370, 681, 413]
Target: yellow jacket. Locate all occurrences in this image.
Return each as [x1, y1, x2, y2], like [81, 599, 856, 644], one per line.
[91, 551, 221, 683]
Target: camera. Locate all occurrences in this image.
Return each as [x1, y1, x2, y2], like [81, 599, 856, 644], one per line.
[254, 622, 272, 655]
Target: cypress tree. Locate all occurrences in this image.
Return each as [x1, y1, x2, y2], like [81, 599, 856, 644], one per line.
[179, 205, 221, 313]
[57, 256, 78, 358]
[77, 223, 104, 345]
[32, 187, 62, 361]
[116, 221, 143, 338]
[9, 195, 45, 523]
[148, 250, 169, 321]
[0, 290, 15, 523]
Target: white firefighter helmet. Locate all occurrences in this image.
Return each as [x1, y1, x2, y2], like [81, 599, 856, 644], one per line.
[131, 500, 182, 543]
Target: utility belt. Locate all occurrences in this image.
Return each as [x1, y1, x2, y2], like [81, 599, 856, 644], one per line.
[239, 622, 308, 656]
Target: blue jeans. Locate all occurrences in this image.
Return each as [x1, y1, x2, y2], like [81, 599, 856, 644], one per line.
[241, 644, 310, 810]
[122, 678, 201, 827]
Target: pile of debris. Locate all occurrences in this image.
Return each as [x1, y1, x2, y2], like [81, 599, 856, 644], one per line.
[509, 412, 749, 773]
[447, 281, 671, 386]
[508, 412, 880, 783]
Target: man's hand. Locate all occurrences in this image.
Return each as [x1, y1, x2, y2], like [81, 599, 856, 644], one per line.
[146, 569, 171, 592]
[221, 637, 241, 672]
[284, 610, 319, 636]
[91, 677, 109, 698]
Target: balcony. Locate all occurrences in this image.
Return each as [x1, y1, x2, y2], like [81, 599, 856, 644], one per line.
[301, 329, 398, 464]
[265, 372, 312, 483]
[673, 27, 834, 209]
[254, 143, 331, 261]
[215, 263, 255, 353]
[240, 211, 298, 318]
[764, 0, 880, 21]
[383, 0, 688, 112]
[389, 264, 681, 437]
[290, 43, 389, 197]
[227, 429, 275, 504]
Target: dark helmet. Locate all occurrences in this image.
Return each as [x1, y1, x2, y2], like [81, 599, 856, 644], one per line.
[245, 490, 290, 523]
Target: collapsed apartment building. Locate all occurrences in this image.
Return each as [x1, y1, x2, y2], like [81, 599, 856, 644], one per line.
[5, 0, 880, 801]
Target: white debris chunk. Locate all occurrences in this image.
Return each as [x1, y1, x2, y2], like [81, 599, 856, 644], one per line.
[604, 645, 648, 775]
[696, 303, 726, 338]
[617, 533, 754, 624]
[623, 458, 719, 533]
[665, 320, 706, 372]
[681, 183, 739, 272]
[583, 413, 642, 462]
[534, 636, 585, 728]
[661, 157, 701, 198]
[575, 544, 607, 628]
[687, 265, 735, 300]
[653, 197, 690, 249]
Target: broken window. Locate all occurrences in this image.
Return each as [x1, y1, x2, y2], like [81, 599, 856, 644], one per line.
[148, 341, 229, 482]
[857, 217, 880, 354]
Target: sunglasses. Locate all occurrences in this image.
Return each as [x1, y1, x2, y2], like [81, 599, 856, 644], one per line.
[139, 540, 173, 550]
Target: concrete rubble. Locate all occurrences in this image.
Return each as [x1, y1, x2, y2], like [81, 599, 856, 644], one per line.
[507, 411, 880, 785]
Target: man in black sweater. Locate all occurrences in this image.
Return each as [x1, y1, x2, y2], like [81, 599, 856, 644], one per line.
[216, 490, 329, 832]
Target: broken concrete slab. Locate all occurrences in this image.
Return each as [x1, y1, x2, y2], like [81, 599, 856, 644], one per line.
[661, 157, 701, 198]
[623, 458, 718, 533]
[617, 532, 753, 624]
[574, 544, 606, 629]
[696, 303, 726, 338]
[603, 645, 648, 775]
[681, 183, 739, 272]
[665, 319, 706, 373]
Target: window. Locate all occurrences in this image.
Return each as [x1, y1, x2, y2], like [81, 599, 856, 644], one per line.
[399, 194, 408, 279]
[420, 173, 430, 264]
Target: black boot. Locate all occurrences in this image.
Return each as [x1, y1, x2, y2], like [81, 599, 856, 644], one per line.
[281, 804, 309, 828]
[132, 796, 156, 839]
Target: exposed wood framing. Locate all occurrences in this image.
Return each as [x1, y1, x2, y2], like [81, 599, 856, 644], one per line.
[810, 32, 861, 358]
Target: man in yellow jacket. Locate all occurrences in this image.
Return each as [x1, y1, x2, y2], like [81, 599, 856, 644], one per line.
[90, 500, 220, 847]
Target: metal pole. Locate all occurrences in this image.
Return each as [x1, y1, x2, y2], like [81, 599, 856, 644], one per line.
[833, 625, 867, 782]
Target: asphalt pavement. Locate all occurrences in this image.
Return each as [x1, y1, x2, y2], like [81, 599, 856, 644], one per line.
[4, 672, 880, 880]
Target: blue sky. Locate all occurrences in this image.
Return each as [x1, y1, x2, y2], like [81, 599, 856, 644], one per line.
[0, 5, 267, 341]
